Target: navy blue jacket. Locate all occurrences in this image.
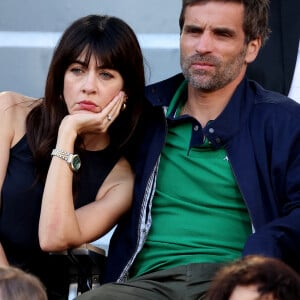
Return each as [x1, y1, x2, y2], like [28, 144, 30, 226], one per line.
[103, 73, 300, 283]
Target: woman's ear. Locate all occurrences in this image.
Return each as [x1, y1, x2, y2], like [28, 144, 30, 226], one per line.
[121, 94, 128, 111]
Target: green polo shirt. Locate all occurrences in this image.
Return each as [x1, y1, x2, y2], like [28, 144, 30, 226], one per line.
[131, 80, 251, 278]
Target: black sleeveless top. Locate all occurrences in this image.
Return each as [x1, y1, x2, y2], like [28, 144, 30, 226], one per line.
[0, 135, 121, 298]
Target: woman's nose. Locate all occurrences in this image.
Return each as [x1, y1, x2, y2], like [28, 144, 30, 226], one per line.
[82, 72, 97, 94]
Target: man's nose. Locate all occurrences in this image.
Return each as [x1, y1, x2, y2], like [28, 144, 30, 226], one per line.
[195, 31, 214, 54]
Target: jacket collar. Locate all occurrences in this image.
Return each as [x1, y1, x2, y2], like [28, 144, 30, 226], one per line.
[203, 77, 256, 148]
[146, 73, 257, 149]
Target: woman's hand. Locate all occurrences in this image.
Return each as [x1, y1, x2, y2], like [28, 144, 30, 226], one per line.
[60, 91, 126, 138]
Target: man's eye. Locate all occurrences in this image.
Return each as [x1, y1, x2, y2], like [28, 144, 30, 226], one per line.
[214, 30, 234, 38]
[189, 28, 200, 34]
[218, 32, 231, 37]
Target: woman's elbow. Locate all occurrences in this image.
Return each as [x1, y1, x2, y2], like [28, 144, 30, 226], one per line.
[39, 230, 70, 252]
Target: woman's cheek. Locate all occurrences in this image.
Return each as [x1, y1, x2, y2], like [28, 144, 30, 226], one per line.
[101, 97, 112, 109]
[100, 91, 121, 109]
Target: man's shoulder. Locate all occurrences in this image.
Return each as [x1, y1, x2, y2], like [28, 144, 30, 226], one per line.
[145, 73, 184, 106]
[250, 80, 300, 107]
[249, 80, 300, 123]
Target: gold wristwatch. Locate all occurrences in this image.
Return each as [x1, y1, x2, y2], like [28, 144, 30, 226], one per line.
[51, 148, 81, 172]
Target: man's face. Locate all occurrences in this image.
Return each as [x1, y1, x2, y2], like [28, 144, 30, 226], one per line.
[180, 2, 253, 91]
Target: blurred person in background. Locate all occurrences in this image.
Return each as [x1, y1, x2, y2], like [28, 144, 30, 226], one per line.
[0, 265, 47, 300]
[246, 0, 300, 102]
[207, 255, 300, 300]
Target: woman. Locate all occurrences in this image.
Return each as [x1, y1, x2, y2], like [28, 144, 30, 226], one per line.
[0, 14, 146, 299]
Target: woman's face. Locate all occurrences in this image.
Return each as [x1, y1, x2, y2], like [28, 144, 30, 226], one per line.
[63, 52, 124, 114]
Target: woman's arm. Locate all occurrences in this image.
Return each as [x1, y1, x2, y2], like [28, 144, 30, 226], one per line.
[0, 92, 33, 265]
[39, 93, 133, 251]
[0, 97, 11, 266]
[0, 92, 36, 194]
[0, 92, 14, 205]
[39, 155, 134, 252]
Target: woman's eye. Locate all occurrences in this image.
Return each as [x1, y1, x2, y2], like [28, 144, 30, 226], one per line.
[70, 67, 83, 74]
[99, 72, 113, 79]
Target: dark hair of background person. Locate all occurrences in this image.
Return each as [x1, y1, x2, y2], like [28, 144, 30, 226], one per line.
[246, 0, 300, 95]
[25, 14, 146, 183]
[179, 0, 270, 45]
[206, 255, 300, 300]
[0, 266, 47, 300]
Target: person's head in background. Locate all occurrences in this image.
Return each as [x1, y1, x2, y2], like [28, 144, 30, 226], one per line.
[206, 255, 300, 300]
[0, 266, 47, 300]
[28, 14, 146, 180]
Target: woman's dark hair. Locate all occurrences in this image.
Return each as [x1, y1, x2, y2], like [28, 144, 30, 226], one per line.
[179, 0, 270, 46]
[26, 14, 146, 182]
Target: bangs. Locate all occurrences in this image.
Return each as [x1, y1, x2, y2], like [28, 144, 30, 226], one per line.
[79, 41, 117, 70]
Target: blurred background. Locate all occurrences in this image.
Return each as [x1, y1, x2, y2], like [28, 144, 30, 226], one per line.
[0, 0, 182, 97]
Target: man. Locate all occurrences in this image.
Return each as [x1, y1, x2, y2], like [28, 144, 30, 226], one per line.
[77, 0, 300, 299]
[246, 0, 300, 101]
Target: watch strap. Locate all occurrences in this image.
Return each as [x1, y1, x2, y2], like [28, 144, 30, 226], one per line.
[51, 148, 81, 172]
[51, 148, 72, 162]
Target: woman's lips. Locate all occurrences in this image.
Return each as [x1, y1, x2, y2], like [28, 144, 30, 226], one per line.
[78, 100, 98, 111]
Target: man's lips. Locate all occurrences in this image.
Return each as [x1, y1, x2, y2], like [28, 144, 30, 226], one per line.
[191, 62, 214, 70]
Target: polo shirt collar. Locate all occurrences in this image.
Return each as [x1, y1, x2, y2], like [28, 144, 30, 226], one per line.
[165, 77, 255, 149]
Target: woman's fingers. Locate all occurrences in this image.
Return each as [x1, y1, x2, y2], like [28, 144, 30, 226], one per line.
[67, 91, 127, 135]
[101, 91, 126, 125]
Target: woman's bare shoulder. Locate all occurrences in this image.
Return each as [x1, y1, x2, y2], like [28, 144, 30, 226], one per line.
[0, 91, 39, 111]
[0, 92, 41, 142]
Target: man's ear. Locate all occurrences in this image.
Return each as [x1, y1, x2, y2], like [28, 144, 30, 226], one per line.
[245, 37, 262, 64]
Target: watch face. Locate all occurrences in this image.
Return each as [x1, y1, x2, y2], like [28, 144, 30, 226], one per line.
[71, 154, 81, 172]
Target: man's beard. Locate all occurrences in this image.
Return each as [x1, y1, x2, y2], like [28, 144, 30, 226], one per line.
[180, 47, 247, 92]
